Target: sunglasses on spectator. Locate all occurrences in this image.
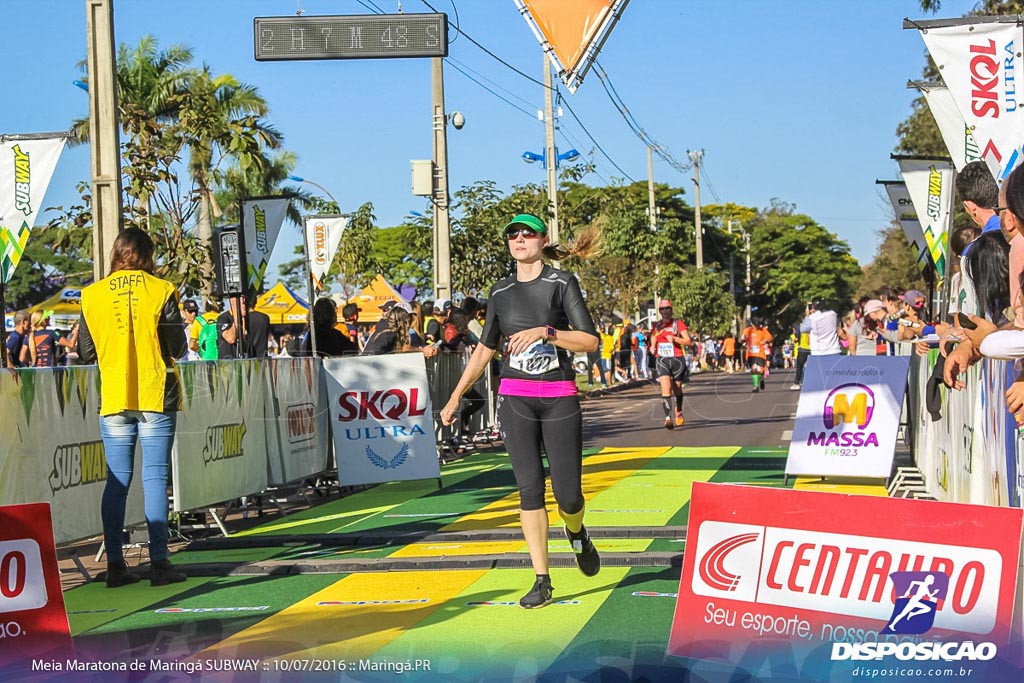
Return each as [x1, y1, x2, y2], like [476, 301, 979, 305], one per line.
[506, 227, 541, 240]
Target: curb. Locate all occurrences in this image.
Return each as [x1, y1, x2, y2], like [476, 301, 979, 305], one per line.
[580, 378, 650, 399]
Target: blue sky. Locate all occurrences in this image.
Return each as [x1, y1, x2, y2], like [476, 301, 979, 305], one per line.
[2, 0, 977, 291]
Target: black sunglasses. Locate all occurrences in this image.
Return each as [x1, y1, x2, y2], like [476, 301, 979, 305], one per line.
[506, 227, 541, 240]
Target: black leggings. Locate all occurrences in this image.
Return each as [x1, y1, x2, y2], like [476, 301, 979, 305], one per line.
[795, 349, 810, 385]
[496, 393, 584, 512]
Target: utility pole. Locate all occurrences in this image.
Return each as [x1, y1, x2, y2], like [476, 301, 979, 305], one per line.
[431, 57, 451, 300]
[646, 146, 657, 231]
[543, 56, 559, 248]
[648, 146, 659, 316]
[688, 149, 704, 269]
[85, 0, 123, 280]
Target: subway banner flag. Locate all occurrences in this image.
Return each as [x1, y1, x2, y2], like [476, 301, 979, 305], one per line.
[0, 135, 66, 284]
[241, 196, 289, 292]
[786, 355, 910, 479]
[669, 483, 1023, 682]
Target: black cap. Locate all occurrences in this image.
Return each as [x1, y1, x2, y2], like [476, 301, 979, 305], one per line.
[182, 299, 199, 313]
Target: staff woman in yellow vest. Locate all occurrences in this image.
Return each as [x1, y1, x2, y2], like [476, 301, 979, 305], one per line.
[76, 228, 189, 588]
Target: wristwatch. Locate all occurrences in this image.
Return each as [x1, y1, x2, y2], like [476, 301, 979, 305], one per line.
[545, 325, 557, 343]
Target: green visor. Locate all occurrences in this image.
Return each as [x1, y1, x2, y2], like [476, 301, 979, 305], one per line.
[504, 214, 547, 235]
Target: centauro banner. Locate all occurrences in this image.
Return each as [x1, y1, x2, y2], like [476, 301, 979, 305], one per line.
[878, 180, 930, 272]
[894, 155, 954, 277]
[669, 483, 1023, 681]
[917, 20, 1024, 181]
[911, 81, 986, 174]
[241, 196, 290, 292]
[322, 354, 440, 486]
[513, 0, 629, 93]
[0, 134, 66, 284]
[304, 215, 347, 291]
[786, 355, 911, 479]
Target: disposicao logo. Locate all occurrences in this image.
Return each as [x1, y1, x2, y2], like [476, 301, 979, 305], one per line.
[882, 571, 949, 635]
[832, 571, 997, 663]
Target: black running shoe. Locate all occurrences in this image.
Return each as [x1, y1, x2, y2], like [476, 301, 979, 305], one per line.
[565, 525, 601, 577]
[519, 575, 553, 609]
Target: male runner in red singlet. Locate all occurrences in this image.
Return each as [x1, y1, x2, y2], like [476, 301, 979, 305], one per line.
[649, 299, 691, 429]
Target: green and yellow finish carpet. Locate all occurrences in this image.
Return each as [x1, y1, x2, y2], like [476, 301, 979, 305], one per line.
[62, 445, 886, 681]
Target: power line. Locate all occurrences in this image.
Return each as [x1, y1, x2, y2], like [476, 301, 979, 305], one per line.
[447, 57, 535, 111]
[593, 61, 690, 175]
[701, 163, 723, 205]
[560, 95, 634, 182]
[445, 60, 536, 119]
[354, 0, 385, 15]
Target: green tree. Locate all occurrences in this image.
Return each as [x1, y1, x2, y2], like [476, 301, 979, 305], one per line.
[856, 224, 929, 298]
[746, 202, 861, 332]
[667, 269, 737, 336]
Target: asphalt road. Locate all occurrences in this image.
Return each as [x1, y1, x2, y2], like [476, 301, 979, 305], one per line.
[581, 367, 801, 449]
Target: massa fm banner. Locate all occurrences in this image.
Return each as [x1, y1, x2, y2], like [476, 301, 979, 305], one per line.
[669, 483, 1023, 681]
[323, 354, 440, 486]
[0, 134, 66, 284]
[786, 355, 910, 479]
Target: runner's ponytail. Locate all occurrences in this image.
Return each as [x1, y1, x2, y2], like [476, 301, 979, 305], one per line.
[542, 223, 604, 261]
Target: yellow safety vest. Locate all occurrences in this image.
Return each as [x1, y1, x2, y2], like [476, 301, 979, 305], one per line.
[82, 270, 180, 415]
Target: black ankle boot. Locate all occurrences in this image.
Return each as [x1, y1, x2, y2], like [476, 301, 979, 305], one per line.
[105, 561, 141, 588]
[149, 559, 187, 586]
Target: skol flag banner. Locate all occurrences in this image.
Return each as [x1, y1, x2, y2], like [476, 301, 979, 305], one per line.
[242, 196, 289, 292]
[894, 155, 953, 277]
[877, 180, 931, 272]
[304, 215, 347, 291]
[513, 0, 629, 93]
[916, 19, 1024, 182]
[911, 81, 985, 173]
[668, 482, 1023, 682]
[785, 355, 911, 479]
[0, 134, 66, 284]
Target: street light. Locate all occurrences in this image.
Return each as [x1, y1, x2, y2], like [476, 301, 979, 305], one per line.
[520, 147, 579, 170]
[288, 175, 339, 209]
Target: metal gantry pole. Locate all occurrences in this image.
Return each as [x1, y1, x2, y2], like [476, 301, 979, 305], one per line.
[85, 0, 123, 280]
[432, 57, 452, 300]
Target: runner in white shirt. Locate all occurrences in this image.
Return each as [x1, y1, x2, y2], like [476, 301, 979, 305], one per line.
[799, 301, 844, 356]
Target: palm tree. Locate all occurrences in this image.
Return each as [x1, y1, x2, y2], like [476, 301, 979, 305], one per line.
[178, 66, 283, 298]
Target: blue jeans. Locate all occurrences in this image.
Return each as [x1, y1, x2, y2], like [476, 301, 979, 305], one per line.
[99, 411, 176, 563]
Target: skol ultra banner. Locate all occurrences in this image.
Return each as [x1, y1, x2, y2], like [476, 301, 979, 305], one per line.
[786, 355, 910, 479]
[878, 180, 930, 271]
[912, 81, 986, 174]
[0, 367, 145, 544]
[322, 354, 440, 486]
[304, 215, 347, 291]
[513, 0, 628, 92]
[171, 359, 269, 512]
[917, 19, 1024, 181]
[669, 482, 1023, 682]
[241, 197, 289, 292]
[0, 135, 66, 283]
[0, 503, 73, 674]
[895, 155, 954, 277]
